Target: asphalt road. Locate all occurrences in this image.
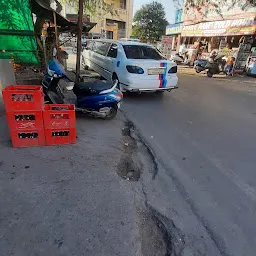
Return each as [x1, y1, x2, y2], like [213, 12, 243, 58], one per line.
[122, 74, 256, 256]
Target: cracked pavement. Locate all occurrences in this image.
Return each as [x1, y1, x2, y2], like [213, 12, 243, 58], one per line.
[121, 74, 256, 256]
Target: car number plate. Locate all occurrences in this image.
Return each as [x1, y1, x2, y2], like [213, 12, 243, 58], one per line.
[148, 68, 165, 75]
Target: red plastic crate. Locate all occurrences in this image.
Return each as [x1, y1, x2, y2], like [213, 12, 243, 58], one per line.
[6, 111, 44, 130]
[10, 129, 46, 148]
[45, 128, 76, 146]
[2, 85, 44, 112]
[43, 104, 76, 129]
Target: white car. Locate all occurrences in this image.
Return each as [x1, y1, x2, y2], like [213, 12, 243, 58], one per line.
[82, 40, 178, 92]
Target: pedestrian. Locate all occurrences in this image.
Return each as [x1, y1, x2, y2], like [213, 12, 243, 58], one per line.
[225, 55, 235, 76]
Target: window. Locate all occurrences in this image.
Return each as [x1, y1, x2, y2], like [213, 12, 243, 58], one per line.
[123, 45, 165, 60]
[107, 44, 118, 58]
[120, 0, 126, 9]
[94, 41, 111, 55]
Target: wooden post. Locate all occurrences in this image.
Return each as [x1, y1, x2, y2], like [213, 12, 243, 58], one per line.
[53, 11, 59, 59]
[75, 0, 84, 83]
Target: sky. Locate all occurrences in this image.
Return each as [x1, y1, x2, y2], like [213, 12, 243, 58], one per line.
[132, 0, 177, 24]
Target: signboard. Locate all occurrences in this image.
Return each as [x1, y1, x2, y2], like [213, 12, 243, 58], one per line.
[183, 0, 256, 25]
[175, 9, 183, 24]
[233, 37, 253, 74]
[181, 17, 256, 37]
[166, 23, 182, 35]
[161, 36, 172, 44]
[66, 14, 90, 23]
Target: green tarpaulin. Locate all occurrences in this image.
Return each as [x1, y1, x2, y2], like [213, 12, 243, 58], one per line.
[0, 0, 39, 65]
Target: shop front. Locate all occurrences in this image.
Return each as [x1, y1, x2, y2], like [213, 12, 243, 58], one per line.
[180, 16, 256, 73]
[166, 23, 183, 51]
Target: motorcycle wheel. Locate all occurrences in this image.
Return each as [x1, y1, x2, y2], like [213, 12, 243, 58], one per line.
[195, 67, 201, 73]
[46, 91, 65, 104]
[104, 107, 117, 120]
[207, 71, 213, 78]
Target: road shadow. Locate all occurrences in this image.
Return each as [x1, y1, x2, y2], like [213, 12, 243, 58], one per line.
[123, 92, 165, 103]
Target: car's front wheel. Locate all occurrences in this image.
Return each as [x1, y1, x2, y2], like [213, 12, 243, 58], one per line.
[81, 56, 89, 70]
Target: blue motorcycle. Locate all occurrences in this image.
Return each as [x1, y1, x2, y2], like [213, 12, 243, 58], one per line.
[42, 59, 123, 120]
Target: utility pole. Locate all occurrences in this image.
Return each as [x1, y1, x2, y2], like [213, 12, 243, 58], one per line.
[75, 0, 84, 83]
[53, 11, 59, 59]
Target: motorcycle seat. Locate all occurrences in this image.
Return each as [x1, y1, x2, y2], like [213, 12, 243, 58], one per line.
[73, 80, 114, 96]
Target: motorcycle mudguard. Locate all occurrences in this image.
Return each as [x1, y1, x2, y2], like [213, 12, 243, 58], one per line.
[76, 89, 121, 110]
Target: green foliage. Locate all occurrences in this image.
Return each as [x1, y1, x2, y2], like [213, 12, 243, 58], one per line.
[60, 0, 117, 17]
[133, 1, 168, 42]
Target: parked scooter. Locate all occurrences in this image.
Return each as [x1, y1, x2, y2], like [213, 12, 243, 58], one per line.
[194, 59, 208, 73]
[205, 54, 227, 78]
[170, 53, 184, 64]
[42, 59, 123, 120]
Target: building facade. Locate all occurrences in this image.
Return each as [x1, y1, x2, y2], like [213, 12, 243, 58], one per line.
[181, 0, 256, 46]
[165, 9, 183, 52]
[179, 0, 256, 73]
[62, 0, 133, 40]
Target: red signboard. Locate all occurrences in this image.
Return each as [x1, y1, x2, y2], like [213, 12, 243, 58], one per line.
[181, 17, 256, 37]
[161, 36, 172, 44]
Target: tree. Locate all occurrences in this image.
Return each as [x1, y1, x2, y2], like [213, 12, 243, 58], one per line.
[60, 0, 116, 17]
[133, 2, 168, 42]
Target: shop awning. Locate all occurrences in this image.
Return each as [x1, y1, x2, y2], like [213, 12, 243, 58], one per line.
[31, 0, 96, 33]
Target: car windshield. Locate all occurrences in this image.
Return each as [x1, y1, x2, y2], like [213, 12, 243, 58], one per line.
[123, 45, 165, 60]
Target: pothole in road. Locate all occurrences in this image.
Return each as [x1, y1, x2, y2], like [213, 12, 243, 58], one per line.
[116, 121, 141, 181]
[117, 119, 159, 181]
[137, 207, 173, 256]
[117, 153, 141, 181]
[117, 117, 187, 256]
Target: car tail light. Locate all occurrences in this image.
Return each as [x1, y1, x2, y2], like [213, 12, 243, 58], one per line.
[126, 65, 144, 74]
[168, 66, 177, 73]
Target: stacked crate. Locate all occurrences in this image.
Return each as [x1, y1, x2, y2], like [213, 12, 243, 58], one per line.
[43, 104, 76, 146]
[2, 86, 46, 148]
[2, 85, 76, 148]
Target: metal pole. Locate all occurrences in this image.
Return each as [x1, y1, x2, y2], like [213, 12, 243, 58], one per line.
[42, 36, 48, 68]
[53, 11, 59, 59]
[75, 0, 84, 83]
